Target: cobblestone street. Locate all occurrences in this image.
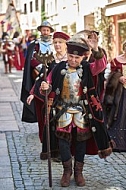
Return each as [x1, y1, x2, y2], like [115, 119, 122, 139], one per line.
[0, 58, 126, 190]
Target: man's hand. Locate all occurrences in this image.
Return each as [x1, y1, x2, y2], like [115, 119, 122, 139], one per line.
[86, 32, 99, 51]
[40, 81, 50, 91]
[27, 95, 34, 105]
[119, 76, 126, 85]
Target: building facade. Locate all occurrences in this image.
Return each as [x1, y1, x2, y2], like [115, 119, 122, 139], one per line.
[105, 0, 126, 57]
[20, 0, 42, 33]
[45, 0, 126, 58]
[0, 0, 42, 36]
[0, 0, 126, 57]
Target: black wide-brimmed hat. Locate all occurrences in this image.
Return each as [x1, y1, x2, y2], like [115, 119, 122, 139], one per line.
[77, 29, 99, 39]
[37, 20, 54, 33]
[66, 34, 89, 56]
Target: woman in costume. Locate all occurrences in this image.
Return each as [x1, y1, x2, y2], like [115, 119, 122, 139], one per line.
[26, 31, 70, 160]
[103, 40, 126, 152]
[12, 31, 25, 70]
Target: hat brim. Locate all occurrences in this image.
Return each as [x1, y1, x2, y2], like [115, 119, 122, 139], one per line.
[67, 42, 89, 56]
[53, 32, 70, 41]
[77, 30, 99, 37]
[67, 41, 89, 51]
[37, 25, 54, 33]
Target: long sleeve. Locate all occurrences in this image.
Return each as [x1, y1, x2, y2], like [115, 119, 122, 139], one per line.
[47, 70, 53, 84]
[90, 55, 107, 76]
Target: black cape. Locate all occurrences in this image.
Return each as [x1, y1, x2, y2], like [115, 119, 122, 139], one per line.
[20, 41, 37, 122]
[50, 61, 110, 151]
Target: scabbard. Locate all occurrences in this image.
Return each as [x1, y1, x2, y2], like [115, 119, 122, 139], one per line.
[50, 105, 69, 122]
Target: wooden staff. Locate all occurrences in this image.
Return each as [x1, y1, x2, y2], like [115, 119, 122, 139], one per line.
[34, 50, 54, 187]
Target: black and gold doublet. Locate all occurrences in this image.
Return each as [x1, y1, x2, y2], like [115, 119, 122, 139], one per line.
[50, 61, 110, 151]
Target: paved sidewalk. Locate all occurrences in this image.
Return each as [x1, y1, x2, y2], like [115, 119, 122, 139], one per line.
[0, 57, 126, 190]
[0, 58, 18, 190]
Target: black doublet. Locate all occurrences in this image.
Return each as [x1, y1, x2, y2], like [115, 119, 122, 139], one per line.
[51, 61, 110, 151]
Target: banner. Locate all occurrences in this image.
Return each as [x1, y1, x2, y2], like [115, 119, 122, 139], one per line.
[0, 1, 20, 31]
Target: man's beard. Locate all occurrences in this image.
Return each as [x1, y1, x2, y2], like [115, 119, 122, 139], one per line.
[40, 35, 52, 41]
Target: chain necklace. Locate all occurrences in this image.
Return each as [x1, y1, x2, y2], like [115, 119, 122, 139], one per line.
[55, 52, 67, 63]
[61, 63, 83, 78]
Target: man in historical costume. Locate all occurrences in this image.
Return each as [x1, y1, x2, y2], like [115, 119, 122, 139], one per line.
[40, 35, 112, 187]
[20, 20, 54, 123]
[1, 34, 15, 74]
[82, 29, 107, 101]
[27, 31, 109, 161]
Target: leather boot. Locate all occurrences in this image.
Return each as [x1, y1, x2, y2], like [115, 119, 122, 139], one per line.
[74, 161, 85, 186]
[60, 158, 72, 187]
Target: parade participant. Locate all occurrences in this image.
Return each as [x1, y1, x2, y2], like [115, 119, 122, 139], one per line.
[20, 20, 54, 123]
[1, 34, 15, 74]
[12, 31, 25, 70]
[47, 31, 70, 72]
[26, 31, 70, 160]
[27, 31, 109, 161]
[87, 30, 107, 101]
[39, 35, 112, 187]
[22, 33, 37, 58]
[19, 29, 31, 58]
[41, 31, 70, 159]
[103, 40, 126, 152]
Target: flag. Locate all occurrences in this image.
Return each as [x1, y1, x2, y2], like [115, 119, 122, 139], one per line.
[0, 1, 20, 30]
[7, 23, 13, 31]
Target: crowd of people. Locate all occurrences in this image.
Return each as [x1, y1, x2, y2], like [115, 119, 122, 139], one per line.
[20, 20, 120, 187]
[17, 20, 126, 187]
[0, 30, 36, 73]
[1, 20, 126, 187]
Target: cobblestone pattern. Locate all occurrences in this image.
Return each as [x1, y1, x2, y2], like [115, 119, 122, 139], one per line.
[5, 71, 126, 190]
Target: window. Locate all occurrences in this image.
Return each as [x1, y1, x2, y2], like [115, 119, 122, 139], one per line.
[24, 3, 27, 14]
[30, 1, 33, 12]
[35, 0, 38, 11]
[62, 25, 68, 33]
[118, 21, 126, 54]
[70, 22, 76, 34]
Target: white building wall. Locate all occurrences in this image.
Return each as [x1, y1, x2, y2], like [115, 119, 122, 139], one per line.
[45, 0, 78, 33]
[0, 0, 20, 13]
[20, 0, 42, 34]
[45, 0, 108, 34]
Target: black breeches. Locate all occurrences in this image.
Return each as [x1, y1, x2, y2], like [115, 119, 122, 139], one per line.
[58, 128, 86, 162]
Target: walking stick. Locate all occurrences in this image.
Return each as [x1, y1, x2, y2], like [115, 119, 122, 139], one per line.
[34, 50, 54, 187]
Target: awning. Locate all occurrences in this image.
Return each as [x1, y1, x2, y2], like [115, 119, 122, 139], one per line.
[105, 2, 126, 16]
